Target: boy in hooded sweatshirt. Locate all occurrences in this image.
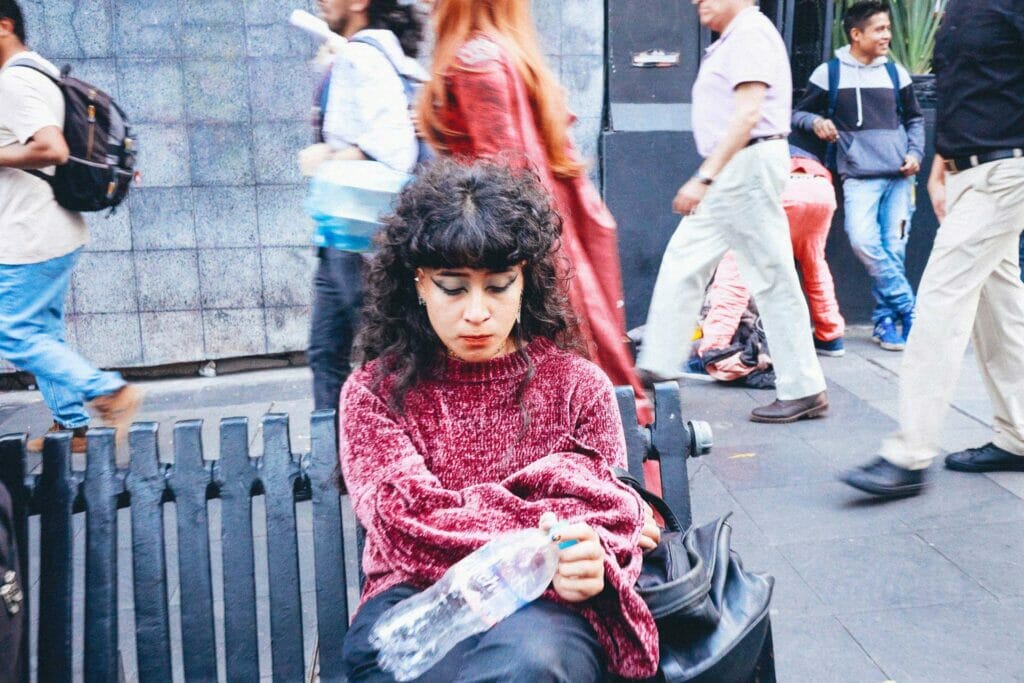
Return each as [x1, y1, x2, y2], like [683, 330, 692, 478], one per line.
[793, 0, 925, 351]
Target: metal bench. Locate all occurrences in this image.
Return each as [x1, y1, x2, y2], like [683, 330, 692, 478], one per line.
[0, 383, 768, 682]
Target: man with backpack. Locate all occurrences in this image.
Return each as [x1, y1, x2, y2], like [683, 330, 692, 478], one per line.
[0, 0, 139, 454]
[298, 0, 427, 412]
[793, 1, 925, 352]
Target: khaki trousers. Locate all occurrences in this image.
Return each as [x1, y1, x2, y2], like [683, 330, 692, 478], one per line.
[638, 141, 827, 400]
[881, 157, 1024, 469]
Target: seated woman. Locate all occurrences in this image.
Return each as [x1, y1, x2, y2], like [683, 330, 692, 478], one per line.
[339, 159, 660, 682]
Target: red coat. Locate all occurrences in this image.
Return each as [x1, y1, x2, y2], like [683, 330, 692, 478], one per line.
[434, 35, 651, 422]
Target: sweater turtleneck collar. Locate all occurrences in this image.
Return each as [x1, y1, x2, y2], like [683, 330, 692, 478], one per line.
[438, 337, 557, 383]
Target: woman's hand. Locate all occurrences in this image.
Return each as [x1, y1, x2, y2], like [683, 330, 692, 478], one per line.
[638, 502, 661, 551]
[540, 514, 606, 603]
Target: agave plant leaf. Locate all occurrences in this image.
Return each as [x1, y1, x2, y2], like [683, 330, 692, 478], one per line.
[831, 0, 948, 74]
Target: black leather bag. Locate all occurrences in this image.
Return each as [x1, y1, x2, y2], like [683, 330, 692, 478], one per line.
[616, 470, 775, 683]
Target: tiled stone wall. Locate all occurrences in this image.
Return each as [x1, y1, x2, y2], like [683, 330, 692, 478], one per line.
[13, 0, 605, 369]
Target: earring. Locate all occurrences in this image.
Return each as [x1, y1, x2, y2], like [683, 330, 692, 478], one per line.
[516, 305, 522, 325]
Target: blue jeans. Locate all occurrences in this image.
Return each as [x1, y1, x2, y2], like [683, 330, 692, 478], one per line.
[0, 249, 125, 428]
[843, 176, 917, 322]
[343, 584, 605, 682]
[308, 248, 365, 411]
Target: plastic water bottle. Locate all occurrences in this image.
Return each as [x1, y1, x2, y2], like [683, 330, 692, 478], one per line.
[369, 525, 574, 681]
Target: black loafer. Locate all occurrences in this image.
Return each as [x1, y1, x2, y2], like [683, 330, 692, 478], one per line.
[840, 457, 927, 498]
[945, 442, 1024, 473]
[750, 391, 828, 424]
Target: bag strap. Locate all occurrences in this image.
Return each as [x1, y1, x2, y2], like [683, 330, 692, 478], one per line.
[825, 57, 840, 119]
[884, 60, 904, 120]
[7, 60, 62, 184]
[613, 467, 683, 533]
[350, 34, 416, 102]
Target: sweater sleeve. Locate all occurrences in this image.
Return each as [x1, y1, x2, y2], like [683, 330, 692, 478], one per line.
[898, 77, 926, 161]
[792, 64, 829, 132]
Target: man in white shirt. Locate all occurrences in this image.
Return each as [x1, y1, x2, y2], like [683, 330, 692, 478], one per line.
[0, 0, 139, 453]
[300, 0, 426, 411]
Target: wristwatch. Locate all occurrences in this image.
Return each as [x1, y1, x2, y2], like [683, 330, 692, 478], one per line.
[694, 171, 715, 186]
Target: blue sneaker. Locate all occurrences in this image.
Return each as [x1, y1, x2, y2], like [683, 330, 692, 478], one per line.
[873, 317, 905, 351]
[814, 336, 845, 357]
[900, 309, 915, 343]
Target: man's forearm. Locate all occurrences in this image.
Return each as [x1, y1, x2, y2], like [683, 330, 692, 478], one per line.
[929, 153, 945, 185]
[698, 107, 760, 179]
[0, 139, 67, 170]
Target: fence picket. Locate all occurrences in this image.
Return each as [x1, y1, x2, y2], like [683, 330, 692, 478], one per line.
[36, 433, 75, 683]
[128, 423, 174, 681]
[169, 421, 218, 681]
[217, 417, 260, 681]
[615, 387, 648, 478]
[308, 410, 348, 681]
[83, 429, 120, 681]
[652, 384, 693, 530]
[0, 434, 31, 683]
[262, 414, 306, 680]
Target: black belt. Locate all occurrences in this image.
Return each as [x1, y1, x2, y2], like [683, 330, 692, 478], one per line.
[944, 148, 1024, 174]
[746, 134, 787, 147]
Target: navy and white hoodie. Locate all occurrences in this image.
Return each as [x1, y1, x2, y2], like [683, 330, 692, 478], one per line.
[792, 46, 925, 180]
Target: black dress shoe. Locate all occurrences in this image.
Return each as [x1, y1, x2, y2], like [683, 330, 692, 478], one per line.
[945, 442, 1024, 473]
[840, 457, 927, 498]
[749, 391, 828, 424]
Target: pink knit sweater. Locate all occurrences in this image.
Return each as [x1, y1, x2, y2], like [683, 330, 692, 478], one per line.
[338, 338, 660, 678]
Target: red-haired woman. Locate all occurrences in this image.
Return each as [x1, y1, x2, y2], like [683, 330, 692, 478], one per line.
[417, 0, 653, 424]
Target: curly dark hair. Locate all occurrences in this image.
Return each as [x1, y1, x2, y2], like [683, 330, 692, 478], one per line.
[355, 157, 582, 412]
[368, 0, 424, 58]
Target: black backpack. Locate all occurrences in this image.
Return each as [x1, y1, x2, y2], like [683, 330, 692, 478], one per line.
[12, 59, 137, 213]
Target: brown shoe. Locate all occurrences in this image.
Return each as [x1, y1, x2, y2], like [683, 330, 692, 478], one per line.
[27, 422, 88, 454]
[750, 391, 828, 424]
[90, 384, 142, 443]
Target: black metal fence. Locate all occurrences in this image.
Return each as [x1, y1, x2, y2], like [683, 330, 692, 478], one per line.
[0, 385, 699, 682]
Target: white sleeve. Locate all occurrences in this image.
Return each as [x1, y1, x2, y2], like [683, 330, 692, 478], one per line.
[0, 70, 63, 144]
[323, 44, 417, 173]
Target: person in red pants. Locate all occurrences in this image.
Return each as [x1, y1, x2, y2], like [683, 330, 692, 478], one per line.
[786, 149, 846, 355]
[693, 150, 846, 378]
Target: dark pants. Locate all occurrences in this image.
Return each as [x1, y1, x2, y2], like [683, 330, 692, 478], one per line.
[343, 584, 606, 683]
[308, 248, 366, 411]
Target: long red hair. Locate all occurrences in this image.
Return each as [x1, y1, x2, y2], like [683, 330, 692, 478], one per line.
[418, 0, 585, 179]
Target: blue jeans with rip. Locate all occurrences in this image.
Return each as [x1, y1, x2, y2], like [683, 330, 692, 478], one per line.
[843, 176, 917, 323]
[0, 249, 125, 428]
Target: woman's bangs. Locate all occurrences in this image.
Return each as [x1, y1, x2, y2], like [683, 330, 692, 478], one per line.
[410, 214, 526, 271]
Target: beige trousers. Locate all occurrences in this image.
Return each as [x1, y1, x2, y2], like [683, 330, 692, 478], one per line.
[638, 140, 827, 400]
[881, 157, 1024, 469]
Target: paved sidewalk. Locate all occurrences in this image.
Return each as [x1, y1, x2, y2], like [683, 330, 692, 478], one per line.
[2, 325, 1022, 681]
[680, 326, 1024, 681]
